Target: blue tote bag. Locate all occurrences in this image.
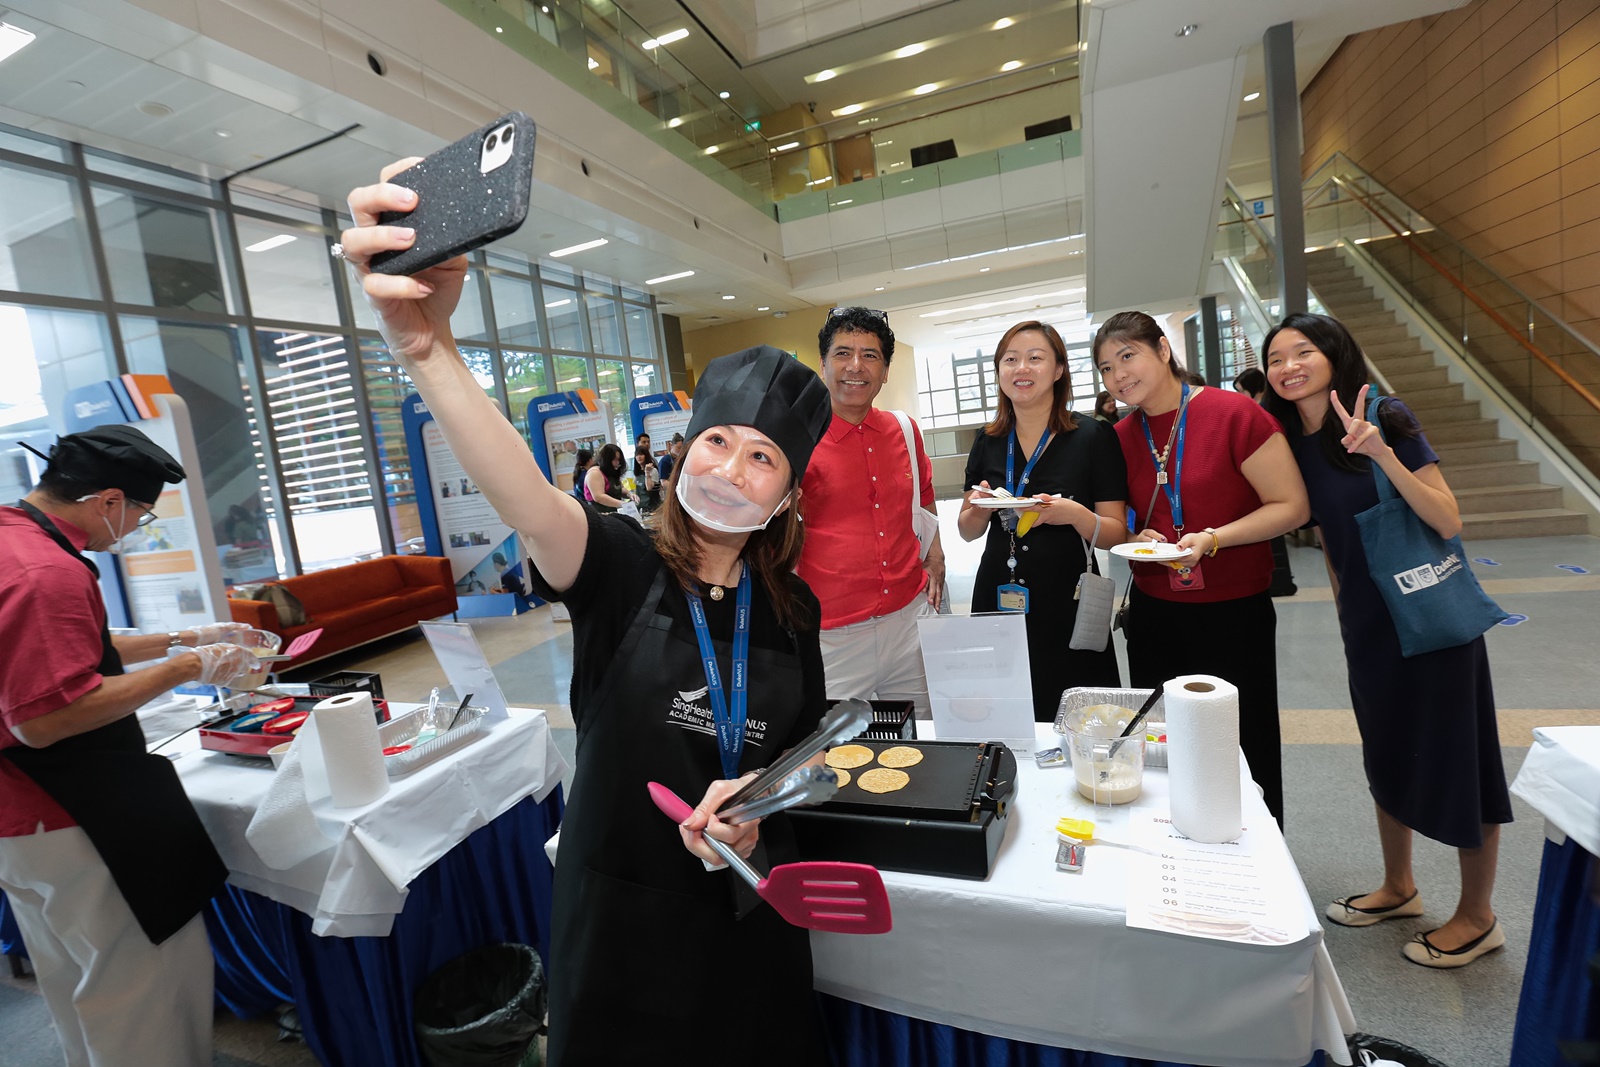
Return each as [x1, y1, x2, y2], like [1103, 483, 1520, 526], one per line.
[1354, 395, 1508, 657]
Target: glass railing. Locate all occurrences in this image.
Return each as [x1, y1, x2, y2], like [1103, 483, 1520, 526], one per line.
[445, 0, 1081, 210]
[1283, 152, 1600, 488]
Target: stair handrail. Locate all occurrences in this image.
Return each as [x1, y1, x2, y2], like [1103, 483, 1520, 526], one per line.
[1223, 179, 1279, 263]
[1314, 173, 1600, 419]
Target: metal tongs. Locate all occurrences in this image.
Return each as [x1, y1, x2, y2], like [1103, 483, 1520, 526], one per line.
[716, 698, 872, 816]
[719, 764, 840, 825]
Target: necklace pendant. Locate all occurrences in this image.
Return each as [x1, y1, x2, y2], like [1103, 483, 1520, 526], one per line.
[1156, 470, 1168, 485]
[708, 585, 725, 602]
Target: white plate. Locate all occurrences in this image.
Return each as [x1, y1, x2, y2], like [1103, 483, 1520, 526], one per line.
[968, 496, 1041, 510]
[1111, 541, 1190, 562]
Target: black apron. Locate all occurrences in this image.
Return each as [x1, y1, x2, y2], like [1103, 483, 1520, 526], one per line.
[546, 566, 830, 1066]
[4, 502, 227, 945]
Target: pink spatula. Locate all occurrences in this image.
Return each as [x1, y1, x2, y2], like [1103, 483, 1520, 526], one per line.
[648, 782, 892, 935]
[255, 627, 325, 663]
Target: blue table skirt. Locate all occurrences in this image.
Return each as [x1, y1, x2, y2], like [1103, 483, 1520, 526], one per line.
[818, 996, 1322, 1067]
[206, 789, 562, 1067]
[1510, 835, 1600, 1067]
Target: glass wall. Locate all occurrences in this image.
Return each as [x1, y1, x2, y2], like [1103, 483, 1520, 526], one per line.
[0, 122, 666, 579]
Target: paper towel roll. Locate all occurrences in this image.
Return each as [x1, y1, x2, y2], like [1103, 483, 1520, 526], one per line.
[313, 692, 389, 809]
[1163, 674, 1242, 843]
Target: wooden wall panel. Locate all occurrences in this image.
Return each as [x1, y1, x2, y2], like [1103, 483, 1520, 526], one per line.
[1302, 0, 1600, 347]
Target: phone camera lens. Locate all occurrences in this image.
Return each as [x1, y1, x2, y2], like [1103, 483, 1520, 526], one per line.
[501, 126, 514, 144]
[486, 133, 499, 150]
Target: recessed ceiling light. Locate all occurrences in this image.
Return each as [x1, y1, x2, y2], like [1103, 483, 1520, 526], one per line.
[834, 103, 864, 116]
[545, 299, 572, 309]
[549, 237, 608, 257]
[812, 69, 837, 82]
[216, 129, 232, 138]
[645, 270, 695, 284]
[643, 28, 688, 49]
[1176, 24, 1198, 36]
[913, 83, 938, 95]
[775, 140, 800, 151]
[834, 199, 853, 206]
[993, 17, 1015, 29]
[587, 56, 598, 69]
[0, 22, 36, 64]
[541, 4, 549, 11]
[495, 26, 503, 33]
[979, 266, 990, 272]
[721, 294, 736, 300]
[245, 234, 297, 253]
[807, 176, 833, 185]
[137, 101, 173, 117]
[719, 90, 730, 99]
[667, 117, 684, 128]
[874, 286, 885, 291]
[704, 145, 720, 155]
[757, 306, 771, 311]
[895, 43, 925, 58]
[1000, 60, 1022, 72]
[1243, 91, 1261, 102]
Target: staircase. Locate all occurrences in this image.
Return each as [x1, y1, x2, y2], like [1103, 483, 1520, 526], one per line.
[1305, 248, 1590, 539]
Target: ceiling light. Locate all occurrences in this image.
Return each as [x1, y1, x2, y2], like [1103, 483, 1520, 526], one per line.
[642, 28, 688, 49]
[1176, 24, 1198, 36]
[721, 294, 736, 300]
[913, 83, 938, 95]
[775, 140, 800, 151]
[874, 286, 885, 291]
[1244, 91, 1260, 102]
[834, 103, 864, 117]
[587, 56, 598, 69]
[245, 234, 298, 253]
[0, 22, 36, 63]
[993, 17, 1015, 29]
[545, 299, 572, 309]
[757, 306, 771, 311]
[812, 69, 837, 82]
[216, 130, 232, 138]
[667, 117, 684, 128]
[895, 43, 925, 58]
[549, 237, 608, 257]
[979, 267, 990, 272]
[645, 270, 695, 284]
[541, 5, 549, 11]
[495, 25, 503, 32]
[704, 145, 720, 155]
[807, 176, 833, 185]
[1000, 60, 1021, 72]
[835, 199, 853, 206]
[719, 91, 730, 99]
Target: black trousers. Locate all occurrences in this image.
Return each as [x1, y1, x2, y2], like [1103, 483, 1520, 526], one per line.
[1124, 586, 1284, 826]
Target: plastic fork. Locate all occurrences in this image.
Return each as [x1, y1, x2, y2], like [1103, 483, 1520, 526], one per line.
[647, 782, 892, 934]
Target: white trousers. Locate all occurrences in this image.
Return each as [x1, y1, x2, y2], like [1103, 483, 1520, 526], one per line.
[818, 595, 932, 718]
[0, 826, 212, 1067]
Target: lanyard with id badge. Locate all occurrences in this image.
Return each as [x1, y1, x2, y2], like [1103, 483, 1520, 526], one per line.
[997, 430, 1051, 613]
[1139, 383, 1204, 592]
[685, 568, 752, 779]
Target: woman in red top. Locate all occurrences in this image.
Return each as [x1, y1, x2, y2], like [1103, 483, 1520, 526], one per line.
[1094, 312, 1309, 825]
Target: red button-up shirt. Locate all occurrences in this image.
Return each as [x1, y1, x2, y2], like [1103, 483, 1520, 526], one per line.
[0, 505, 106, 836]
[797, 409, 934, 629]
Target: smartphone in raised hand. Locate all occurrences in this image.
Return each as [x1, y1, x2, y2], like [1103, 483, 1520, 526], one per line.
[369, 112, 537, 276]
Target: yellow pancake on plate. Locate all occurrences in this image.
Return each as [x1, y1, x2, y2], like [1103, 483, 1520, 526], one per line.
[824, 744, 874, 769]
[876, 746, 924, 768]
[857, 767, 911, 794]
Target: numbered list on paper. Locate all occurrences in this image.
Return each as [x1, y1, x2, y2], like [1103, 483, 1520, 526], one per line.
[1124, 813, 1308, 945]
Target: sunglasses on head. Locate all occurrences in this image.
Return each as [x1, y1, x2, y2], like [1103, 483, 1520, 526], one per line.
[828, 307, 890, 324]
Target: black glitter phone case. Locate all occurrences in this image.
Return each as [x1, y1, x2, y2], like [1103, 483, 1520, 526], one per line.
[370, 112, 537, 276]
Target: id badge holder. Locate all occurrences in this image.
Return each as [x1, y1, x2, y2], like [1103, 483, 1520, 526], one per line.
[1169, 560, 1205, 592]
[997, 582, 1029, 613]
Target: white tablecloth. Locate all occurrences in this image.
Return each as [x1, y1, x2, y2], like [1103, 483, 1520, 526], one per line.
[1511, 725, 1600, 854]
[159, 704, 567, 937]
[810, 723, 1354, 1067]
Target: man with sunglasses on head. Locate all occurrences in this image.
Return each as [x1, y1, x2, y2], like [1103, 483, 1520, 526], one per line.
[797, 307, 943, 721]
[0, 424, 264, 1067]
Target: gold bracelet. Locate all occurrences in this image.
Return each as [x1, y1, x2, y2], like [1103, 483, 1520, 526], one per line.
[1204, 527, 1222, 556]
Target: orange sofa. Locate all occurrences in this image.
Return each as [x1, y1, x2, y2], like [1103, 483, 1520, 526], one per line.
[228, 556, 457, 669]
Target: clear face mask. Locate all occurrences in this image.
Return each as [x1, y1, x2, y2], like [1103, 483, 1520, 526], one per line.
[674, 470, 791, 534]
[78, 494, 148, 555]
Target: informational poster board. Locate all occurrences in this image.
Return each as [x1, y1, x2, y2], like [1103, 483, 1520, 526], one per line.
[58, 377, 228, 633]
[402, 393, 532, 617]
[628, 392, 692, 457]
[525, 389, 613, 492]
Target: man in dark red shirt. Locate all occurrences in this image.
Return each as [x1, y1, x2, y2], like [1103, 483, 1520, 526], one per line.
[797, 308, 943, 718]
[0, 425, 259, 1067]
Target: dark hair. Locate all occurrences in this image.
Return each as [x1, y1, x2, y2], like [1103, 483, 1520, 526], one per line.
[492, 553, 507, 568]
[1233, 367, 1266, 396]
[653, 432, 814, 631]
[669, 432, 684, 444]
[1261, 312, 1419, 474]
[596, 443, 625, 471]
[635, 432, 650, 445]
[1091, 311, 1183, 380]
[1094, 390, 1121, 422]
[984, 321, 1079, 438]
[818, 308, 896, 366]
[574, 448, 593, 468]
[36, 467, 101, 504]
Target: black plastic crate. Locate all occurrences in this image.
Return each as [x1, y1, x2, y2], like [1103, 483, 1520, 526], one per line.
[308, 670, 384, 701]
[826, 698, 915, 741]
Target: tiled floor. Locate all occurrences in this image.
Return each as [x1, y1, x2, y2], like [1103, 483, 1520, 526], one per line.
[3, 509, 1596, 1066]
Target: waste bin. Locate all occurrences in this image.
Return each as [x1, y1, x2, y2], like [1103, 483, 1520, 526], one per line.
[1347, 1033, 1455, 1067]
[415, 943, 546, 1067]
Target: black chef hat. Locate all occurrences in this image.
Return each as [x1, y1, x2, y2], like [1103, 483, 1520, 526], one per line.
[686, 346, 832, 482]
[28, 425, 186, 505]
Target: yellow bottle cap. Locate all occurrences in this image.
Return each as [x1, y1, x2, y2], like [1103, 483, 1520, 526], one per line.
[1055, 817, 1094, 840]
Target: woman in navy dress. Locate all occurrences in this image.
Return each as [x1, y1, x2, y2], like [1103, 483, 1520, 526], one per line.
[1263, 312, 1512, 970]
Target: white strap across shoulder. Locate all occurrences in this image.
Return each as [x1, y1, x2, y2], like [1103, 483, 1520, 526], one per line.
[890, 409, 920, 523]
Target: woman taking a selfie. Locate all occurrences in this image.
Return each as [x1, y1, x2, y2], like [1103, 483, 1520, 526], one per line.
[341, 163, 835, 1063]
[1263, 312, 1510, 968]
[1094, 311, 1308, 826]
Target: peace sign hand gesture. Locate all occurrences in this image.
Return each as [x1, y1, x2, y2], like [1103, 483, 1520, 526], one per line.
[1329, 384, 1390, 460]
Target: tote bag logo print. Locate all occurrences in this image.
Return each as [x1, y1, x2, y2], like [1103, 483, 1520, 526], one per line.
[1393, 552, 1462, 594]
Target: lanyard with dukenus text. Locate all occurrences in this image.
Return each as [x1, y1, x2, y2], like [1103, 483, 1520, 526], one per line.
[1139, 382, 1193, 533]
[685, 567, 752, 780]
